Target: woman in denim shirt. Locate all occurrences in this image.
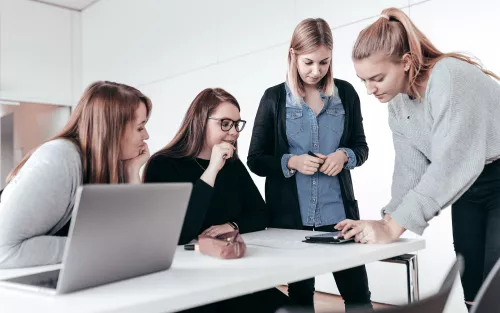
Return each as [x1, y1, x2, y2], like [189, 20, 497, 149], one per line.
[247, 18, 372, 312]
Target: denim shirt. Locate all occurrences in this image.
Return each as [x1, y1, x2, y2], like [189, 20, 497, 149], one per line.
[280, 83, 356, 227]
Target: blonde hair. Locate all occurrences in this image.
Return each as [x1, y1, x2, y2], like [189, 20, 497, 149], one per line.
[287, 18, 334, 102]
[7, 81, 152, 185]
[352, 8, 499, 100]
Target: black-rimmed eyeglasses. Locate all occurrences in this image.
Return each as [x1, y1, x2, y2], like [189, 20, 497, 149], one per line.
[208, 117, 246, 132]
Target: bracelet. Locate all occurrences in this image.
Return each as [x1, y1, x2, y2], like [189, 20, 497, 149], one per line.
[228, 221, 239, 230]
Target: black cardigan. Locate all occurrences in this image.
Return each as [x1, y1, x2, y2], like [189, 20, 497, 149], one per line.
[247, 79, 368, 229]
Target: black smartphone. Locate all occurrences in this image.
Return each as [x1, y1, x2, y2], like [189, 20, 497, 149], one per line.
[303, 231, 354, 244]
[308, 151, 319, 158]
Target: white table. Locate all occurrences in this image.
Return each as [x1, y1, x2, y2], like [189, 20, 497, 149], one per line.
[0, 228, 425, 313]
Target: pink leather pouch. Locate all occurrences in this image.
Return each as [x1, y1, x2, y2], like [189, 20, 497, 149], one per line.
[197, 230, 246, 259]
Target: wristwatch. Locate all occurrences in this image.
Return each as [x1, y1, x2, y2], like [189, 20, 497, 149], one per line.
[228, 221, 239, 230]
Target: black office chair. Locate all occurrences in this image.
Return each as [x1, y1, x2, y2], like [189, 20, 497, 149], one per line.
[470, 257, 500, 313]
[276, 255, 464, 313]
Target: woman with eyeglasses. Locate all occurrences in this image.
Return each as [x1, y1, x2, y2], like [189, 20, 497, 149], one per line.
[143, 88, 289, 313]
[247, 18, 372, 311]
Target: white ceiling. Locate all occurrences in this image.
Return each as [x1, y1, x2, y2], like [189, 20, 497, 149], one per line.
[30, 0, 100, 11]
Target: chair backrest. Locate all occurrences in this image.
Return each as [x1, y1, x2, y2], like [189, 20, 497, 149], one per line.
[276, 256, 463, 313]
[470, 257, 500, 313]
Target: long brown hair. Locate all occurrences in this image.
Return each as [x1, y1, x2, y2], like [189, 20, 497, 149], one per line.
[287, 18, 335, 102]
[7, 81, 152, 185]
[144, 88, 240, 172]
[352, 7, 499, 99]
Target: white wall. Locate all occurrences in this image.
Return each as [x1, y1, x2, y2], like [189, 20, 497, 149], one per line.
[0, 0, 80, 105]
[81, 0, 500, 312]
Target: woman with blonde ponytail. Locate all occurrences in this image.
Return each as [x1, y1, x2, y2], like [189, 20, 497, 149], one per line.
[336, 7, 500, 311]
[0, 81, 152, 269]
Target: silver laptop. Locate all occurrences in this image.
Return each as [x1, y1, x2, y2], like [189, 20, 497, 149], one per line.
[0, 183, 192, 294]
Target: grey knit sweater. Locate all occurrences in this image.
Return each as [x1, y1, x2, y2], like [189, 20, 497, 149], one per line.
[383, 57, 500, 235]
[0, 139, 81, 268]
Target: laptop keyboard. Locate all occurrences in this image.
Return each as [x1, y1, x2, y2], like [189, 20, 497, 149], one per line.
[34, 277, 58, 289]
[6, 269, 60, 289]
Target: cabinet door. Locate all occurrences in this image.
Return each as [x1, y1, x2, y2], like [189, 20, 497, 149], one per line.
[0, 0, 73, 105]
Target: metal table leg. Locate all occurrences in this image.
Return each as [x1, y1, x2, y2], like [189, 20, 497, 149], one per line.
[381, 254, 419, 303]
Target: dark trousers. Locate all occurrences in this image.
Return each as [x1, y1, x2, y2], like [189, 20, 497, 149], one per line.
[288, 225, 372, 312]
[452, 159, 500, 304]
[177, 287, 290, 313]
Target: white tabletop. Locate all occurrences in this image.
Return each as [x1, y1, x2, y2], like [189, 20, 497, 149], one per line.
[0, 228, 425, 313]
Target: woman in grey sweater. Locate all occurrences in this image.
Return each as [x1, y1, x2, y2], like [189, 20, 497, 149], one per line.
[335, 7, 500, 311]
[0, 81, 152, 269]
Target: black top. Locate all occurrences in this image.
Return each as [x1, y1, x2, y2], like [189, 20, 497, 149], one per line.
[247, 79, 368, 229]
[144, 155, 268, 245]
